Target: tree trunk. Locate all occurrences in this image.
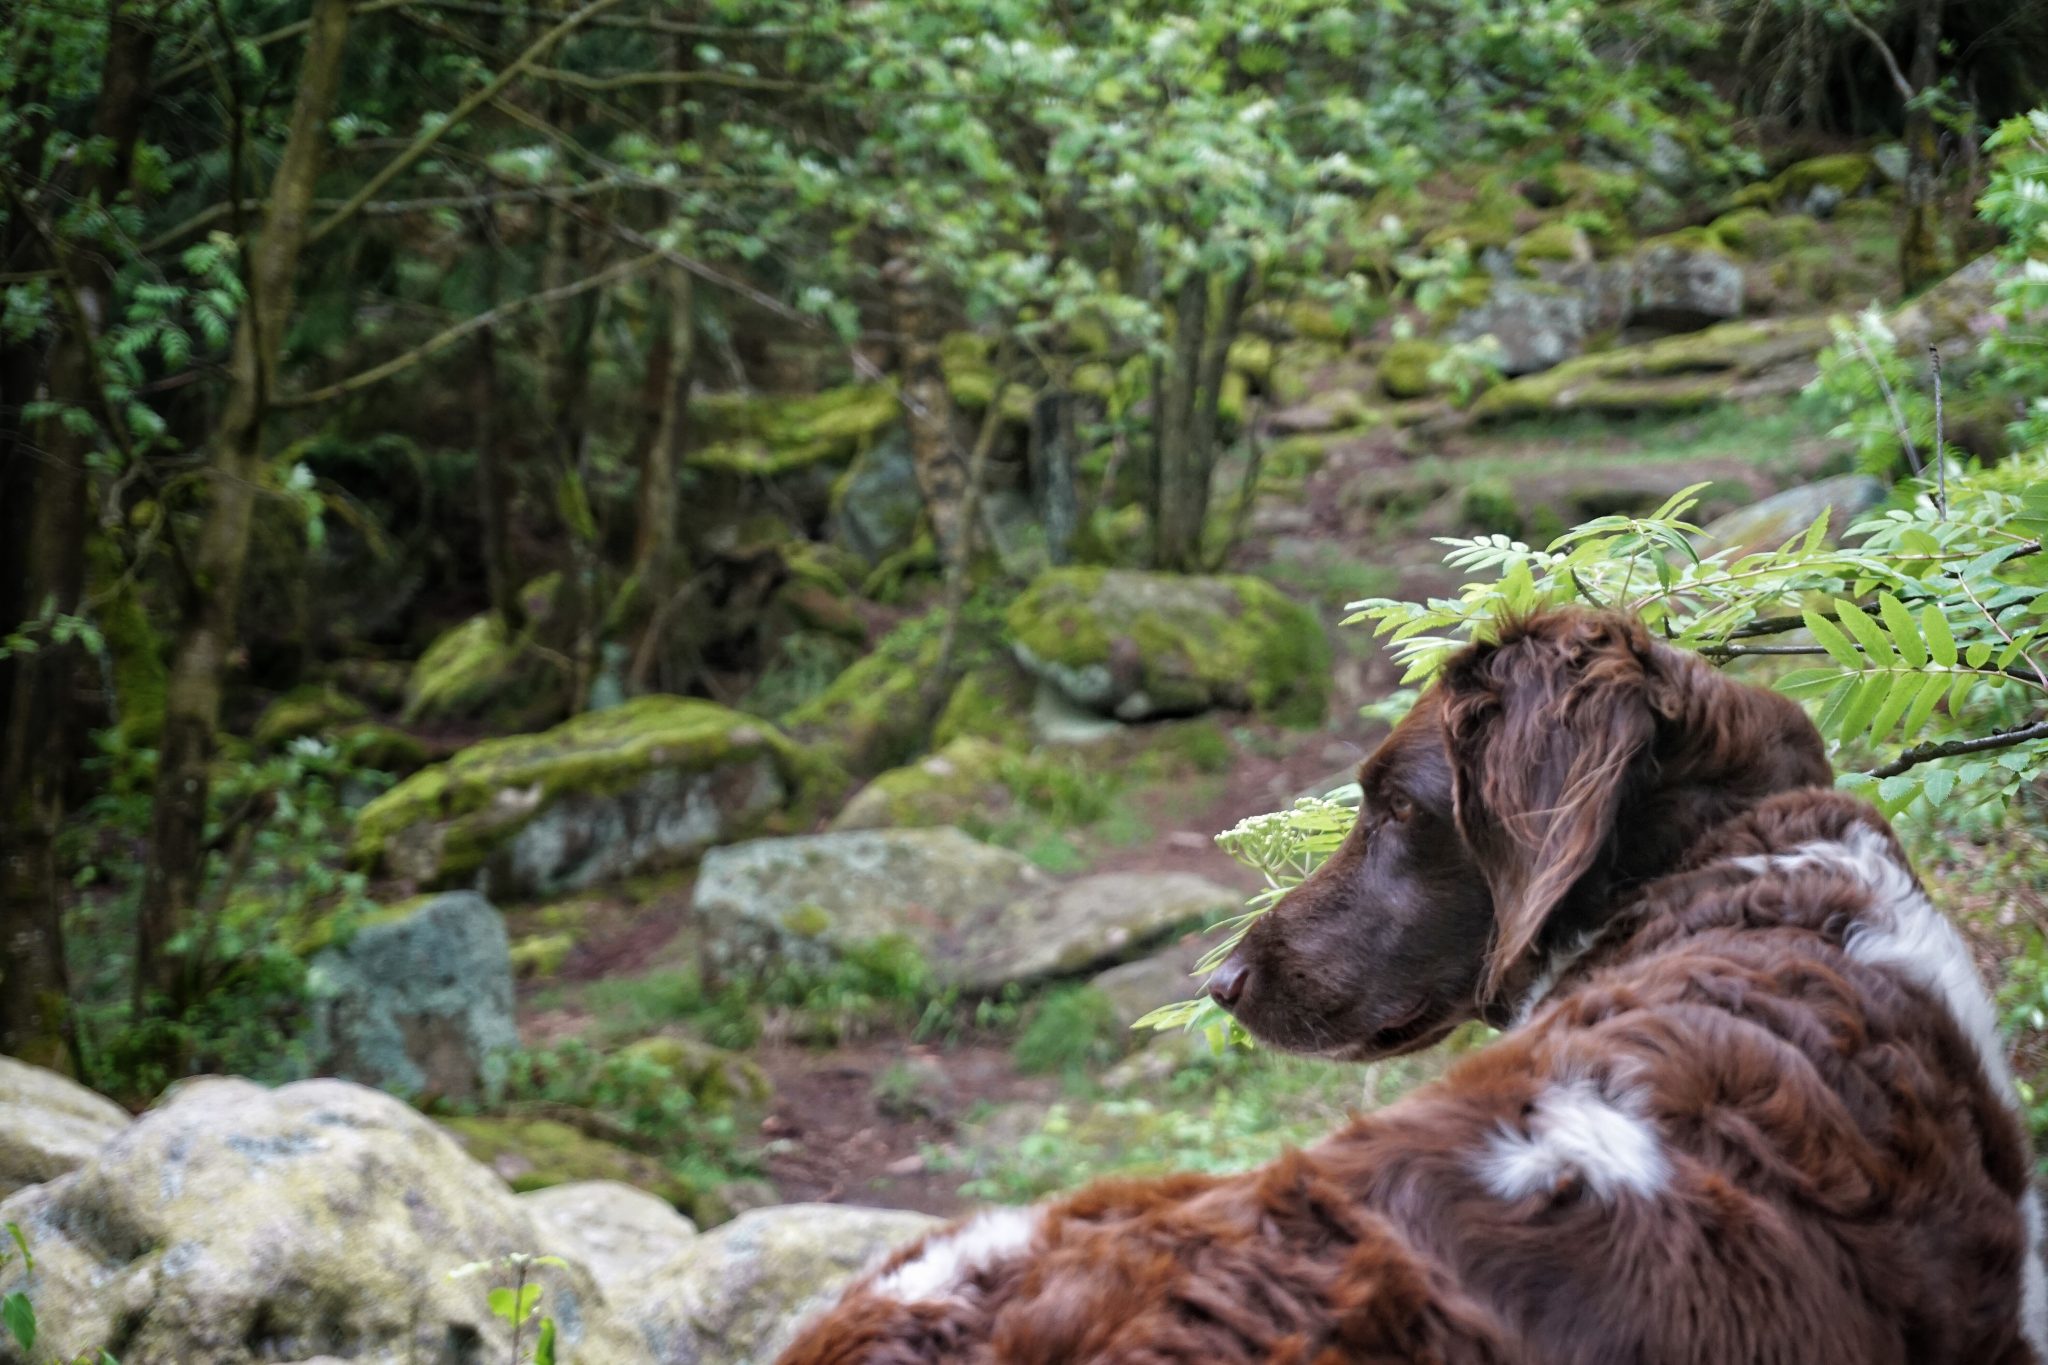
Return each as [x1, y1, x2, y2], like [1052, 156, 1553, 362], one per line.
[1029, 391, 1078, 566]
[471, 209, 522, 631]
[1898, 0, 1946, 293]
[635, 266, 693, 591]
[1151, 273, 1209, 572]
[1, 4, 159, 1069]
[135, 0, 353, 1011]
[883, 254, 969, 565]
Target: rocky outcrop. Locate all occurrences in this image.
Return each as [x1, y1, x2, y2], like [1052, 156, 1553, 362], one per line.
[353, 696, 836, 897]
[693, 829, 1238, 992]
[829, 431, 923, 565]
[1446, 279, 1589, 376]
[306, 891, 518, 1103]
[1471, 316, 1833, 421]
[0, 1078, 650, 1365]
[1629, 231, 1744, 330]
[520, 1181, 698, 1291]
[0, 1058, 127, 1199]
[1005, 568, 1329, 726]
[610, 1203, 939, 1365]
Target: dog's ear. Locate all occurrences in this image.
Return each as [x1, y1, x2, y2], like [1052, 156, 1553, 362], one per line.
[1439, 613, 1657, 1001]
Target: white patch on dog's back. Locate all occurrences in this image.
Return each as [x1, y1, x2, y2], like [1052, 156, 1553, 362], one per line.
[1736, 824, 2014, 1098]
[871, 1207, 1041, 1304]
[1480, 1078, 1667, 1202]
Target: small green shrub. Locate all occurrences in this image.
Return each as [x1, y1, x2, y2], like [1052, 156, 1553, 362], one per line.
[1012, 986, 1125, 1076]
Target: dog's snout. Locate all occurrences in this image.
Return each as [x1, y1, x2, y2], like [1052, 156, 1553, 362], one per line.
[1207, 956, 1250, 1010]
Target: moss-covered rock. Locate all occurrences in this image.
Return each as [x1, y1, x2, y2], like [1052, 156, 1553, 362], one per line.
[609, 1204, 940, 1365]
[354, 697, 837, 896]
[442, 1114, 698, 1208]
[1629, 231, 1743, 328]
[933, 657, 1037, 747]
[1708, 208, 1821, 257]
[830, 736, 1011, 831]
[1005, 568, 1329, 726]
[828, 430, 923, 566]
[1227, 334, 1275, 381]
[1379, 338, 1446, 399]
[1731, 153, 1878, 213]
[510, 931, 575, 978]
[783, 607, 997, 778]
[401, 610, 571, 731]
[0, 1079, 651, 1364]
[253, 682, 368, 749]
[1446, 279, 1589, 376]
[1472, 316, 1833, 422]
[617, 1034, 771, 1110]
[688, 385, 899, 477]
[1512, 220, 1593, 269]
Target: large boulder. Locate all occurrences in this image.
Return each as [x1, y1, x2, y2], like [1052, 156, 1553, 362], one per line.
[0, 1077, 650, 1365]
[521, 1181, 698, 1292]
[1628, 231, 1743, 331]
[0, 1057, 127, 1199]
[1089, 931, 1221, 1030]
[611, 1203, 939, 1365]
[829, 736, 1010, 831]
[307, 891, 517, 1103]
[353, 696, 836, 898]
[1693, 474, 1887, 558]
[1005, 569, 1329, 726]
[401, 586, 573, 733]
[693, 829, 1237, 992]
[784, 607, 1001, 778]
[1445, 279, 1589, 376]
[1472, 316, 1834, 422]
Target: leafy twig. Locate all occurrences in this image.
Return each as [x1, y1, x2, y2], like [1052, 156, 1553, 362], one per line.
[1867, 716, 2048, 779]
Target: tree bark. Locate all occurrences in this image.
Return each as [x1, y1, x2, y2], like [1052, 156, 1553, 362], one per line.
[471, 209, 523, 631]
[1151, 272, 1209, 572]
[1898, 0, 1946, 292]
[1, 4, 159, 1070]
[135, 0, 353, 1011]
[883, 254, 968, 565]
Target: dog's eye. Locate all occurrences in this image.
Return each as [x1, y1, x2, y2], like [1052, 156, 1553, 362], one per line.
[1385, 792, 1415, 823]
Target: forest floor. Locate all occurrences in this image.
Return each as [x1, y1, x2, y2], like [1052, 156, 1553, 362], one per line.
[504, 387, 1938, 1220]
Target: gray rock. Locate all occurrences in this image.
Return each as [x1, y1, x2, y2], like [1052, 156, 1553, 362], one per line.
[613, 1203, 938, 1365]
[1693, 474, 1887, 558]
[1446, 280, 1589, 376]
[1873, 142, 1910, 186]
[1801, 183, 1845, 220]
[0, 1057, 128, 1199]
[693, 830, 1237, 992]
[521, 1181, 697, 1292]
[1888, 253, 2016, 351]
[1030, 682, 1126, 745]
[308, 891, 518, 1103]
[1090, 932, 1221, 1030]
[0, 1077, 650, 1365]
[1629, 240, 1743, 330]
[1541, 258, 1636, 334]
[829, 431, 923, 565]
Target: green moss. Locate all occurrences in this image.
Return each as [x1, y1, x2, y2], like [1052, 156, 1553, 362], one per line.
[933, 659, 1037, 747]
[1226, 335, 1274, 381]
[510, 932, 575, 979]
[1708, 208, 1820, 258]
[1774, 153, 1876, 199]
[441, 1115, 697, 1206]
[1420, 186, 1524, 250]
[1637, 225, 1731, 258]
[254, 683, 368, 749]
[1471, 316, 1834, 422]
[89, 537, 165, 746]
[402, 612, 568, 730]
[353, 696, 837, 878]
[1218, 369, 1251, 425]
[1379, 339, 1446, 400]
[688, 384, 898, 476]
[830, 736, 1012, 831]
[1279, 300, 1347, 343]
[617, 1035, 771, 1109]
[784, 605, 999, 776]
[1005, 568, 1330, 727]
[334, 722, 430, 774]
[1512, 220, 1590, 268]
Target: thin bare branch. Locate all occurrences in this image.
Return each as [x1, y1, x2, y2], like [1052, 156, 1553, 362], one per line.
[1866, 716, 2048, 779]
[307, 0, 627, 244]
[1834, 0, 1915, 101]
[528, 63, 798, 92]
[274, 249, 657, 408]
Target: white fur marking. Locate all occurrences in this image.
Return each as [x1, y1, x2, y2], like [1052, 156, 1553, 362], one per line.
[2023, 1188, 2047, 1359]
[1735, 826, 2014, 1099]
[1480, 1078, 1668, 1202]
[871, 1207, 1040, 1304]
[1510, 928, 1604, 1029]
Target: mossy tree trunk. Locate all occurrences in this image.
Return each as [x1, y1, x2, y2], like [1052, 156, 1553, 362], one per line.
[1898, 0, 1947, 293]
[1, 5, 159, 1069]
[883, 252, 970, 566]
[135, 0, 353, 1011]
[1151, 267, 1249, 573]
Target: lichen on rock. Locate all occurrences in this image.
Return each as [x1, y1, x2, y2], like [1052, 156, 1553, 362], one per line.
[0, 1056, 128, 1200]
[353, 696, 836, 897]
[1005, 567, 1329, 726]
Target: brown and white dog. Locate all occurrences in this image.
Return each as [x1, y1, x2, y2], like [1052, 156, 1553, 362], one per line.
[775, 610, 2046, 1365]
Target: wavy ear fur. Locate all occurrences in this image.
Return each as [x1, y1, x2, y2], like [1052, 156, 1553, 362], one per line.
[1439, 613, 1660, 1002]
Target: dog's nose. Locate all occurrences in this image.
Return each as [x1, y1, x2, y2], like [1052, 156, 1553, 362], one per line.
[1207, 956, 1250, 1010]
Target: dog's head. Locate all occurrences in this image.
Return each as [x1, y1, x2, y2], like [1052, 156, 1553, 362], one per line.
[1207, 609, 1830, 1059]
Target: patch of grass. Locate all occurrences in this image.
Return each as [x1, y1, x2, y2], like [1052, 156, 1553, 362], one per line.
[1012, 986, 1127, 1077]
